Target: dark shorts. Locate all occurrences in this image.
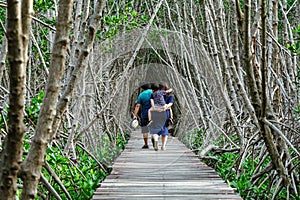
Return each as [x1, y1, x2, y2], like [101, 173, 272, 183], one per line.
[140, 117, 150, 126]
[140, 118, 150, 133]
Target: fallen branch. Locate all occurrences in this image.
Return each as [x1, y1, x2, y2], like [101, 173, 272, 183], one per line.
[263, 118, 300, 157]
[199, 144, 217, 156]
[198, 155, 218, 161]
[76, 142, 108, 173]
[251, 163, 273, 182]
[40, 174, 63, 200]
[213, 147, 241, 155]
[44, 161, 72, 199]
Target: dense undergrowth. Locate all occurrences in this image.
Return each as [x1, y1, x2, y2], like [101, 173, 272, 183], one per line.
[0, 93, 130, 200]
[184, 130, 300, 200]
[19, 134, 128, 199]
[21, 132, 129, 200]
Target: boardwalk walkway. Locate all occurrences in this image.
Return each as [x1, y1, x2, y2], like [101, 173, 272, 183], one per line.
[92, 130, 242, 200]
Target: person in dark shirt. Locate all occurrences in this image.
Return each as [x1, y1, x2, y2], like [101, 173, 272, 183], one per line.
[133, 83, 152, 149]
[159, 82, 174, 150]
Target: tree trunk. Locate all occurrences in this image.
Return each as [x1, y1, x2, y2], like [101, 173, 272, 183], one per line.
[0, 0, 32, 199]
[52, 0, 106, 137]
[244, 0, 262, 116]
[260, 0, 290, 187]
[0, 35, 7, 86]
[20, 0, 74, 199]
[272, 0, 281, 115]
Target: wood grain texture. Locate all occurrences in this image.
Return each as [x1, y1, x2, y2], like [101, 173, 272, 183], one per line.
[92, 131, 243, 200]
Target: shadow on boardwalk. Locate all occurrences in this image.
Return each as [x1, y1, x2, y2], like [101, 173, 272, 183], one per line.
[92, 130, 243, 200]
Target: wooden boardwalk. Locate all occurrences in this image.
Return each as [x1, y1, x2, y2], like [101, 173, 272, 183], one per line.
[92, 130, 242, 200]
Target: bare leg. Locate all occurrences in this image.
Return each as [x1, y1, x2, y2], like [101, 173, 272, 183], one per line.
[143, 133, 149, 146]
[161, 135, 168, 150]
[151, 134, 154, 147]
[153, 134, 159, 151]
[148, 108, 152, 121]
[147, 108, 154, 127]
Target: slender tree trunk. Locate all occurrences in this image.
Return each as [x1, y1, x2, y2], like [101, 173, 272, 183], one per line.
[0, 35, 7, 85]
[52, 0, 106, 136]
[20, 0, 74, 199]
[21, 0, 34, 69]
[244, 0, 261, 116]
[235, 0, 244, 29]
[272, 0, 281, 115]
[260, 0, 290, 187]
[0, 0, 33, 199]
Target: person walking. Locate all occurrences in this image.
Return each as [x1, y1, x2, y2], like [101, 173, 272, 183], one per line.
[148, 82, 174, 151]
[133, 83, 152, 149]
[147, 83, 172, 126]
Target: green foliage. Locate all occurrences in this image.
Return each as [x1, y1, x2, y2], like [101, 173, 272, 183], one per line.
[116, 132, 130, 149]
[20, 92, 129, 199]
[43, 146, 105, 199]
[34, 0, 55, 13]
[222, 0, 236, 11]
[25, 91, 44, 124]
[97, 7, 150, 40]
[0, 106, 8, 135]
[17, 90, 130, 199]
[287, 25, 300, 56]
[210, 153, 271, 199]
[191, 129, 205, 149]
[182, 129, 205, 149]
[96, 6, 151, 54]
[31, 26, 53, 72]
[294, 104, 300, 120]
[187, 130, 297, 199]
[23, 134, 31, 153]
[17, 130, 129, 199]
[0, 7, 6, 44]
[96, 132, 130, 165]
[287, 24, 300, 118]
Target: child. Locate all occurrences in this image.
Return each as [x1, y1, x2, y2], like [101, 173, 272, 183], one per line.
[147, 83, 172, 127]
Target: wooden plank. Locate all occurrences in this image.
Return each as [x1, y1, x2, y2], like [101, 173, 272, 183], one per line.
[92, 130, 242, 200]
[93, 194, 242, 200]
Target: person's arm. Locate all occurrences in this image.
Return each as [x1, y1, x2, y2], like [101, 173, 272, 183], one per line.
[133, 104, 141, 119]
[166, 102, 173, 109]
[165, 95, 174, 110]
[166, 88, 173, 93]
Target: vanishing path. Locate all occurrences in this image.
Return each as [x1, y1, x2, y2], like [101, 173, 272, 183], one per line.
[92, 130, 242, 200]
